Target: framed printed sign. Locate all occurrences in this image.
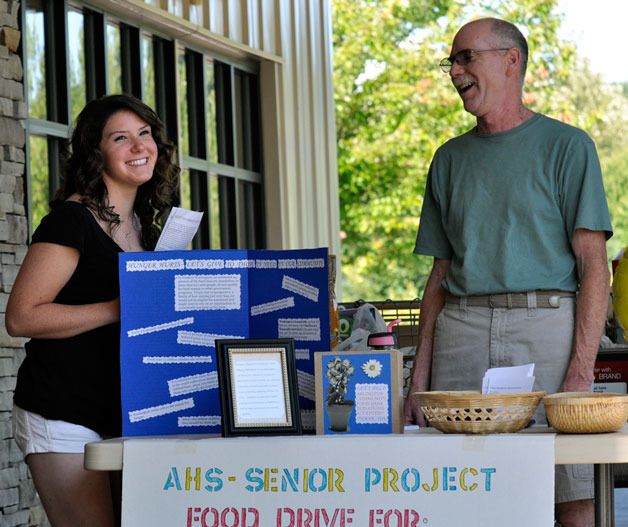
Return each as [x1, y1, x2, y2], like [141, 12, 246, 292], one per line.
[216, 339, 302, 436]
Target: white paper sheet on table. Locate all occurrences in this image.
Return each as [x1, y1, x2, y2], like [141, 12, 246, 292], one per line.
[155, 207, 203, 251]
[482, 363, 535, 394]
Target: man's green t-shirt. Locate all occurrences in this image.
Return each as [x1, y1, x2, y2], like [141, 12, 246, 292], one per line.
[414, 113, 613, 296]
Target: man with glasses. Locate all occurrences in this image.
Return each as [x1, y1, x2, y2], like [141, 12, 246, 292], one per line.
[403, 17, 612, 527]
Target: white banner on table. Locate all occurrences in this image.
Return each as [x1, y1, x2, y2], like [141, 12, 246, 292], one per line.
[122, 434, 554, 527]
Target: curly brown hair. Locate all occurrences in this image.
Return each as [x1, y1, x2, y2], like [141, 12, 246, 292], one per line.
[56, 94, 180, 249]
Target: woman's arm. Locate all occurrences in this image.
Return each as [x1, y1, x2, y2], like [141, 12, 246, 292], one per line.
[6, 242, 119, 339]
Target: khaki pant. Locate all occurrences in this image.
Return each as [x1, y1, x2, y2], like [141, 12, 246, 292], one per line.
[431, 295, 593, 503]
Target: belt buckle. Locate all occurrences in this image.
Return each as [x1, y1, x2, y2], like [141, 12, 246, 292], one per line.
[548, 295, 560, 308]
[488, 295, 496, 308]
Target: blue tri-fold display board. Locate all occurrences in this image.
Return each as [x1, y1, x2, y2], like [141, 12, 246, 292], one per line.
[119, 247, 330, 436]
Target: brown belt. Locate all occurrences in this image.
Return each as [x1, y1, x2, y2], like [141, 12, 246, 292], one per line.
[445, 290, 575, 309]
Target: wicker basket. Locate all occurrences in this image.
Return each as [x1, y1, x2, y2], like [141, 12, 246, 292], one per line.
[543, 392, 628, 434]
[413, 391, 546, 434]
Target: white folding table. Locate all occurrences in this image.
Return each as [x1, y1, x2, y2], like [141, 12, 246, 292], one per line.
[85, 425, 628, 527]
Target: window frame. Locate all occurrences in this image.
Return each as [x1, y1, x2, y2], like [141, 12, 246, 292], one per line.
[20, 0, 265, 250]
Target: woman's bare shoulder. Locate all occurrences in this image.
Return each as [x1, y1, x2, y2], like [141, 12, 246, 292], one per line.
[65, 193, 83, 203]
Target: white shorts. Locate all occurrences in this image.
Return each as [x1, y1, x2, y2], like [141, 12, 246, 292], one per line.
[12, 405, 103, 455]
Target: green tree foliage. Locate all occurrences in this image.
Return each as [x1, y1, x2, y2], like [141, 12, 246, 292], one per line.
[333, 0, 628, 300]
[25, 8, 50, 230]
[604, 140, 628, 261]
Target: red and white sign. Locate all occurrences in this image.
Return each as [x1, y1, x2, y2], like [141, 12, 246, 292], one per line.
[121, 434, 554, 527]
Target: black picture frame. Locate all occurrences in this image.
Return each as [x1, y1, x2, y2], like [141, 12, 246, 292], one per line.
[216, 338, 302, 437]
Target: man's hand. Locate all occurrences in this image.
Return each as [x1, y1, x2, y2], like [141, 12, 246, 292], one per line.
[403, 385, 427, 427]
[560, 376, 596, 393]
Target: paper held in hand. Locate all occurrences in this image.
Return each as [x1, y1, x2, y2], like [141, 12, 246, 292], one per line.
[482, 363, 535, 394]
[155, 207, 203, 251]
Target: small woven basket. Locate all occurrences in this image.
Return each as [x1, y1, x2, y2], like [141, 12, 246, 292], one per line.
[543, 392, 628, 434]
[413, 391, 545, 434]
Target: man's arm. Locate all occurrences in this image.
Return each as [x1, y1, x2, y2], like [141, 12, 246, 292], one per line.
[403, 257, 449, 425]
[560, 228, 610, 392]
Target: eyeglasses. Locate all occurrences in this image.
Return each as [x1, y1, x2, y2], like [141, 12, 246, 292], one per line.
[439, 48, 511, 73]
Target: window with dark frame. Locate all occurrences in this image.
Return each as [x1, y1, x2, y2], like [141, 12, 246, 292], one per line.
[21, 0, 265, 250]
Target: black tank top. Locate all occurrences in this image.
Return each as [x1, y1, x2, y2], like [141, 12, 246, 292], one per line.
[14, 201, 123, 437]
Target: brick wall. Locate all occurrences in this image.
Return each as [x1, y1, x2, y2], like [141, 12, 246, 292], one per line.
[0, 1, 49, 525]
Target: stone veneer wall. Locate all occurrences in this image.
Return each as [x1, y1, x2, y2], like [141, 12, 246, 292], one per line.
[0, 1, 49, 525]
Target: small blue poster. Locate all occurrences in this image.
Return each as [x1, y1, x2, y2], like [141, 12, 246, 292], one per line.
[119, 247, 330, 436]
[315, 350, 403, 435]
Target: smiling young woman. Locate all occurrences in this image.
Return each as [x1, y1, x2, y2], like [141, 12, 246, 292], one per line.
[6, 94, 179, 526]
[99, 110, 158, 192]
